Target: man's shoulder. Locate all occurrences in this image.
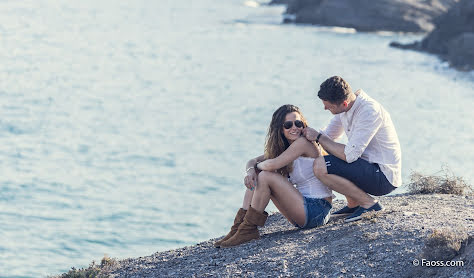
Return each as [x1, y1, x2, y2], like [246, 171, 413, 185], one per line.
[356, 91, 394, 125]
[357, 90, 378, 105]
[358, 97, 381, 116]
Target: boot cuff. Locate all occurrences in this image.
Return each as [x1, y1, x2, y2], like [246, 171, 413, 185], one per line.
[246, 206, 268, 226]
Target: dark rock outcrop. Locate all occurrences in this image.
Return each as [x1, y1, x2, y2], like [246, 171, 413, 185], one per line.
[391, 0, 474, 70]
[280, 0, 458, 32]
[268, 0, 291, 5]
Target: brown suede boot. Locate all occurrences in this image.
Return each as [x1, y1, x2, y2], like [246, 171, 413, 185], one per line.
[214, 208, 247, 247]
[219, 206, 268, 247]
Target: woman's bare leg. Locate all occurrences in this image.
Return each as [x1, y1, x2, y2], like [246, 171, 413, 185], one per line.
[250, 171, 306, 227]
[271, 196, 296, 225]
[244, 187, 295, 223]
[242, 188, 254, 210]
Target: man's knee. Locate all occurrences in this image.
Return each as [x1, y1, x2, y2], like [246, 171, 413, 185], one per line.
[313, 156, 328, 179]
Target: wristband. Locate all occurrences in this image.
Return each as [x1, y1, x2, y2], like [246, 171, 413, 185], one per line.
[315, 133, 322, 143]
[246, 166, 255, 172]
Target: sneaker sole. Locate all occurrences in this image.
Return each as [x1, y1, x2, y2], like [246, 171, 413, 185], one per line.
[344, 207, 385, 223]
[331, 212, 352, 217]
[344, 215, 362, 222]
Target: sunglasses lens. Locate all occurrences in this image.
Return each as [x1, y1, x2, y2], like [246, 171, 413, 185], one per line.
[283, 121, 293, 129]
[283, 120, 303, 129]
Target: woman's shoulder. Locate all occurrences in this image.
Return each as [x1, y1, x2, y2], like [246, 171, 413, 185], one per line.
[294, 137, 319, 158]
[294, 136, 313, 147]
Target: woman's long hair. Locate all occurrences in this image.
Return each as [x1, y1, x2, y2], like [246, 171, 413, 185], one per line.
[264, 104, 309, 177]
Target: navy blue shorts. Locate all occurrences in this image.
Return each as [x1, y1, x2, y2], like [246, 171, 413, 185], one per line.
[324, 155, 396, 196]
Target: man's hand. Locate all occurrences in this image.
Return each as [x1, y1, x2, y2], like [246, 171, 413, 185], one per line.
[303, 127, 319, 142]
[244, 168, 258, 190]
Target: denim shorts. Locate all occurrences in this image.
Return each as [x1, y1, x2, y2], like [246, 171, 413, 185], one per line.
[295, 196, 332, 229]
[324, 155, 396, 196]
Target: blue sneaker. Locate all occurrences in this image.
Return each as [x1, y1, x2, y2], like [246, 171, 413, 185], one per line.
[331, 205, 360, 216]
[345, 202, 383, 222]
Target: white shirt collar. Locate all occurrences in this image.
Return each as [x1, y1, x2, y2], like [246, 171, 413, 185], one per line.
[344, 89, 364, 119]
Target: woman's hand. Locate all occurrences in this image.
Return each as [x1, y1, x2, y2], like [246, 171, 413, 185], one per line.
[244, 168, 258, 190]
[244, 155, 264, 190]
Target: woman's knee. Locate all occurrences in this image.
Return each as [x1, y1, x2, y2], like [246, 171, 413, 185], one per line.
[257, 170, 273, 183]
[313, 156, 328, 178]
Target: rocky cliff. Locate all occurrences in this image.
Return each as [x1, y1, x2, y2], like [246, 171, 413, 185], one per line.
[63, 193, 473, 278]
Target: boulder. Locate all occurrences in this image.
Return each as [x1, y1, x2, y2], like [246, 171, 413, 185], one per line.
[283, 0, 458, 32]
[446, 33, 474, 68]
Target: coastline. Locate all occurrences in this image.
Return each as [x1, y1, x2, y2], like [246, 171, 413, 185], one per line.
[59, 193, 473, 277]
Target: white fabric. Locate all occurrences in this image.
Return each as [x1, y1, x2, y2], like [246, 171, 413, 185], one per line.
[321, 89, 402, 187]
[289, 157, 335, 199]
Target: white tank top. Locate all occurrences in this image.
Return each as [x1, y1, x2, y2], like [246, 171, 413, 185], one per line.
[289, 157, 335, 199]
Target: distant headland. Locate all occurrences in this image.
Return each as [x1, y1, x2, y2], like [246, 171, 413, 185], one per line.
[270, 0, 474, 71]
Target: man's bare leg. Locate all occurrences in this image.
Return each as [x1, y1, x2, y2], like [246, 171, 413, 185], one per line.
[345, 196, 359, 208]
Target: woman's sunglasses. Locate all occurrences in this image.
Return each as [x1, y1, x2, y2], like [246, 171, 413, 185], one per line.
[283, 120, 304, 129]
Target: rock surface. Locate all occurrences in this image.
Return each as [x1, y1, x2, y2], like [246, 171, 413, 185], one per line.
[98, 193, 473, 278]
[391, 0, 474, 70]
[268, 0, 291, 5]
[275, 0, 458, 32]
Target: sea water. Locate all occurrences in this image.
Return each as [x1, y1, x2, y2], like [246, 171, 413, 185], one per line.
[0, 0, 473, 277]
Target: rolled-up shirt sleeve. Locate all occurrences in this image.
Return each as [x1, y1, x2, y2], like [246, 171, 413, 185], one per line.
[321, 115, 344, 140]
[344, 108, 383, 163]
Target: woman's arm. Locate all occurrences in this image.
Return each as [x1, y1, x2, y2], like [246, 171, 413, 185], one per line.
[245, 155, 265, 171]
[256, 137, 310, 171]
[244, 155, 265, 190]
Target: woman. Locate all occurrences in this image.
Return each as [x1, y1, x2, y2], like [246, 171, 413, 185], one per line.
[215, 104, 334, 248]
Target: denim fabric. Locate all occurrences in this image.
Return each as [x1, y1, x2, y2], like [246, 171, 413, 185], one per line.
[295, 196, 332, 229]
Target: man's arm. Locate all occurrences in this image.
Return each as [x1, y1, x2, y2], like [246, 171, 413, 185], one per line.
[322, 115, 344, 140]
[318, 134, 347, 161]
[303, 115, 347, 159]
[303, 128, 347, 161]
[304, 108, 383, 163]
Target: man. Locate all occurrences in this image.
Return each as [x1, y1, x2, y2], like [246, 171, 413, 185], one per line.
[303, 76, 401, 222]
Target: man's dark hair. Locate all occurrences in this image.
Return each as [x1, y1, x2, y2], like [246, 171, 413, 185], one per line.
[317, 76, 352, 104]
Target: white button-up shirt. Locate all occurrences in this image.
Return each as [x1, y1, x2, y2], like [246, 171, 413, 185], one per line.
[321, 89, 402, 187]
